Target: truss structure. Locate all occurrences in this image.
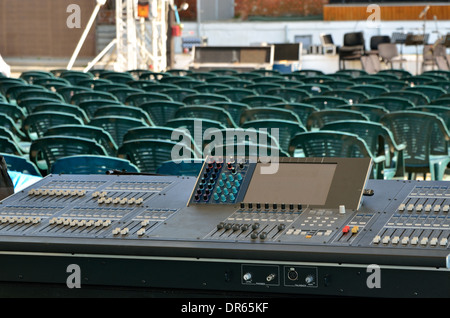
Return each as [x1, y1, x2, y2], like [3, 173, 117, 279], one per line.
[83, 0, 168, 73]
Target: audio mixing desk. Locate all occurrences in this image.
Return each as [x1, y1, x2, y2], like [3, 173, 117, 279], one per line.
[0, 157, 448, 297]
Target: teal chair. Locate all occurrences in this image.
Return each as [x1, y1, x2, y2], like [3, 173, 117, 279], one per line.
[380, 111, 450, 180]
[77, 99, 123, 118]
[337, 104, 389, 122]
[240, 95, 287, 107]
[246, 83, 283, 94]
[32, 102, 90, 124]
[125, 92, 173, 106]
[174, 105, 237, 128]
[56, 85, 92, 103]
[293, 84, 332, 96]
[406, 85, 447, 101]
[306, 109, 369, 130]
[381, 90, 430, 106]
[350, 84, 389, 98]
[29, 136, 108, 176]
[117, 139, 196, 173]
[89, 116, 149, 146]
[182, 93, 230, 105]
[193, 83, 231, 93]
[239, 107, 303, 127]
[209, 101, 251, 125]
[2, 153, 41, 176]
[373, 80, 408, 91]
[365, 96, 414, 112]
[70, 91, 118, 105]
[377, 69, 412, 79]
[0, 136, 25, 156]
[288, 131, 386, 178]
[302, 96, 349, 109]
[0, 102, 27, 126]
[44, 124, 118, 157]
[160, 88, 198, 102]
[50, 155, 139, 175]
[139, 100, 185, 126]
[321, 89, 370, 104]
[321, 120, 406, 179]
[215, 88, 257, 102]
[109, 88, 145, 103]
[265, 87, 311, 103]
[93, 105, 154, 126]
[269, 102, 319, 125]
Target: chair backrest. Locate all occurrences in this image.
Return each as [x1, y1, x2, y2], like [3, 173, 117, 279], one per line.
[22, 111, 85, 140]
[29, 136, 108, 174]
[240, 95, 287, 107]
[174, 105, 237, 128]
[302, 96, 349, 109]
[366, 96, 415, 112]
[269, 102, 320, 124]
[32, 102, 90, 123]
[322, 89, 370, 104]
[381, 90, 430, 105]
[182, 93, 230, 105]
[44, 124, 118, 156]
[70, 91, 118, 105]
[209, 101, 250, 124]
[288, 131, 374, 159]
[88, 116, 149, 146]
[239, 107, 303, 126]
[215, 88, 257, 102]
[380, 111, 450, 166]
[139, 100, 185, 126]
[370, 35, 391, 50]
[337, 104, 389, 122]
[306, 109, 369, 130]
[2, 153, 41, 176]
[77, 99, 123, 118]
[117, 139, 196, 173]
[50, 155, 139, 174]
[343, 32, 365, 47]
[265, 87, 311, 103]
[125, 92, 173, 106]
[0, 136, 24, 156]
[93, 105, 154, 126]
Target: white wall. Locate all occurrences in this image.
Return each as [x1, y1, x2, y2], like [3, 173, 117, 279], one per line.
[177, 19, 450, 54]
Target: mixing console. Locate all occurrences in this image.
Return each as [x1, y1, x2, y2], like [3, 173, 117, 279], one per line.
[0, 157, 448, 298]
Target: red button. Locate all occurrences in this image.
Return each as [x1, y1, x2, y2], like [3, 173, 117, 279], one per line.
[342, 225, 350, 233]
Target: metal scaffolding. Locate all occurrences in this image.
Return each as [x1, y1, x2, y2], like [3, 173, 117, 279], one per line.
[82, 0, 168, 73]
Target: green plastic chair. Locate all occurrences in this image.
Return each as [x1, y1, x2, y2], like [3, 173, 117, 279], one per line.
[7, 86, 50, 105]
[205, 75, 239, 84]
[125, 92, 173, 106]
[117, 139, 196, 173]
[174, 105, 237, 128]
[182, 93, 230, 105]
[34, 77, 70, 87]
[222, 79, 254, 88]
[187, 72, 220, 81]
[93, 105, 154, 126]
[365, 96, 414, 112]
[100, 72, 134, 84]
[32, 102, 90, 124]
[77, 78, 112, 89]
[380, 111, 450, 180]
[350, 84, 389, 98]
[29, 136, 108, 175]
[241, 119, 306, 153]
[377, 69, 412, 79]
[239, 107, 303, 127]
[302, 75, 335, 84]
[59, 72, 93, 85]
[123, 126, 201, 157]
[50, 155, 139, 175]
[109, 87, 145, 103]
[44, 124, 118, 157]
[269, 102, 320, 125]
[22, 111, 85, 141]
[428, 80, 450, 93]
[159, 75, 191, 84]
[265, 87, 312, 103]
[0, 136, 25, 156]
[406, 85, 447, 101]
[77, 99, 122, 118]
[156, 160, 204, 177]
[321, 79, 354, 90]
[0, 102, 27, 126]
[430, 97, 450, 106]
[209, 101, 251, 125]
[349, 75, 385, 85]
[0, 78, 27, 95]
[321, 120, 406, 179]
[139, 70, 172, 81]
[2, 153, 41, 176]
[302, 96, 349, 109]
[295, 69, 324, 77]
[404, 75, 437, 86]
[139, 101, 184, 126]
[19, 71, 54, 84]
[127, 80, 158, 90]
[93, 83, 129, 92]
[160, 88, 197, 102]
[337, 104, 389, 122]
[193, 83, 232, 93]
[294, 84, 332, 96]
[240, 95, 287, 107]
[215, 88, 257, 102]
[173, 79, 204, 89]
[381, 90, 430, 106]
[306, 109, 369, 130]
[56, 85, 92, 103]
[422, 70, 450, 80]
[372, 79, 408, 91]
[288, 131, 386, 178]
[335, 69, 368, 78]
[0, 113, 27, 141]
[89, 116, 149, 146]
[70, 91, 118, 105]
[246, 83, 283, 94]
[142, 83, 179, 93]
[321, 89, 370, 104]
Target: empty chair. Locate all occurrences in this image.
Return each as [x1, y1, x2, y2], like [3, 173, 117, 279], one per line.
[193, 83, 231, 93]
[108, 88, 145, 103]
[265, 87, 311, 103]
[125, 92, 173, 106]
[350, 84, 389, 98]
[302, 96, 349, 109]
[377, 69, 411, 79]
[156, 160, 204, 176]
[321, 120, 406, 179]
[381, 90, 430, 106]
[209, 101, 251, 125]
[373, 79, 408, 91]
[380, 111, 450, 180]
[182, 93, 230, 105]
[0, 136, 25, 156]
[100, 72, 134, 84]
[294, 84, 332, 96]
[0, 113, 27, 141]
[16, 89, 64, 106]
[288, 131, 386, 178]
[89, 116, 149, 146]
[405, 85, 446, 101]
[366, 97, 415, 112]
[246, 83, 283, 94]
[20, 70, 54, 84]
[50, 155, 139, 175]
[117, 139, 196, 173]
[59, 71, 93, 85]
[0, 102, 26, 126]
[93, 105, 154, 126]
[269, 102, 320, 125]
[215, 88, 257, 102]
[338, 32, 365, 70]
[32, 102, 90, 124]
[160, 88, 198, 102]
[22, 111, 84, 141]
[77, 99, 123, 118]
[2, 153, 41, 176]
[5, 84, 45, 104]
[240, 95, 287, 107]
[241, 119, 306, 153]
[377, 43, 407, 69]
[337, 104, 389, 122]
[368, 35, 391, 55]
[56, 86, 92, 103]
[306, 109, 369, 130]
[239, 107, 303, 127]
[139, 100, 184, 126]
[70, 91, 118, 105]
[44, 124, 118, 156]
[29, 136, 108, 176]
[174, 105, 237, 128]
[321, 89, 370, 104]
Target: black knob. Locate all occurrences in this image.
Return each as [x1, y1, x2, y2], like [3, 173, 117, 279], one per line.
[251, 232, 258, 239]
[265, 203, 269, 209]
[217, 222, 224, 229]
[277, 224, 285, 231]
[281, 203, 285, 210]
[241, 225, 248, 231]
[289, 204, 294, 210]
[256, 203, 261, 209]
[232, 224, 240, 231]
[252, 223, 260, 230]
[259, 232, 267, 239]
[248, 203, 253, 209]
[240, 202, 245, 209]
[225, 223, 232, 230]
